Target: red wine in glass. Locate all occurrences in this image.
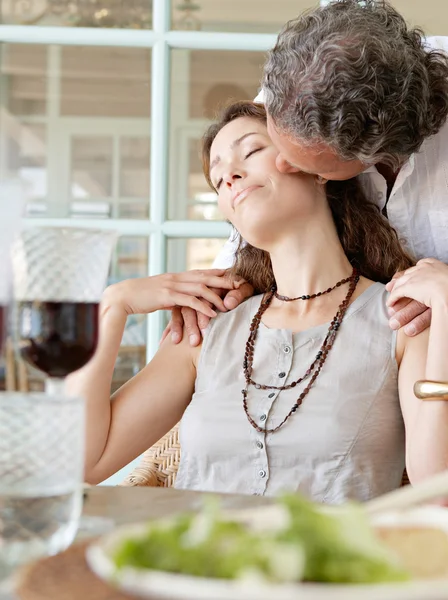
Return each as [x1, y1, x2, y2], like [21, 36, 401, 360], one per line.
[17, 301, 99, 378]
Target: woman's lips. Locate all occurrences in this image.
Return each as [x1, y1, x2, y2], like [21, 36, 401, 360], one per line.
[232, 185, 261, 209]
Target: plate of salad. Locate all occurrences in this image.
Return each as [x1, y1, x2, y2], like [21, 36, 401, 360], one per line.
[86, 494, 448, 600]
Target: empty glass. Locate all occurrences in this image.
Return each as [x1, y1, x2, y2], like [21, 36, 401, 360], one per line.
[0, 392, 84, 580]
[11, 227, 116, 394]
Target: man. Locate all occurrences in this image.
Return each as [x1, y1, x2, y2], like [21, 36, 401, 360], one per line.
[168, 0, 448, 346]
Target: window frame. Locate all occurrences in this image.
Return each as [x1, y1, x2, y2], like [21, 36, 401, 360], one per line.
[0, 0, 326, 362]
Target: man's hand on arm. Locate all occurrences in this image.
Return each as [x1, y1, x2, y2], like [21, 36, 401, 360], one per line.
[386, 292, 431, 337]
[386, 258, 448, 336]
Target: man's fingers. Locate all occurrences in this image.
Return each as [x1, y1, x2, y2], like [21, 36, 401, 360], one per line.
[181, 306, 202, 346]
[388, 299, 428, 332]
[170, 306, 184, 344]
[223, 282, 255, 310]
[403, 308, 432, 337]
[197, 312, 211, 332]
[197, 300, 213, 331]
[387, 296, 411, 317]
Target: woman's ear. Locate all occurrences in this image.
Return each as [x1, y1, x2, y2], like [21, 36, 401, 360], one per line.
[315, 175, 328, 185]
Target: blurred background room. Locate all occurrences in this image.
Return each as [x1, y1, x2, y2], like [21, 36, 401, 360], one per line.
[0, 0, 447, 483]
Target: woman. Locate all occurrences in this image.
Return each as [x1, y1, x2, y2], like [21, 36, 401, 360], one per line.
[70, 102, 448, 502]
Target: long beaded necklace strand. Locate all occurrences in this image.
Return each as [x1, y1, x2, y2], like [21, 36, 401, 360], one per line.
[242, 268, 360, 434]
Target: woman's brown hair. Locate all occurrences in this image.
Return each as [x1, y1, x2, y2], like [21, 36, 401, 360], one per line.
[202, 101, 414, 292]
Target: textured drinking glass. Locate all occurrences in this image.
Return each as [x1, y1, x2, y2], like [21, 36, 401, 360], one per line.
[11, 227, 116, 393]
[0, 392, 85, 579]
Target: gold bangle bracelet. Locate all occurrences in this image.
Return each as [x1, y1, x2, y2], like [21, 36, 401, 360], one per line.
[414, 380, 448, 401]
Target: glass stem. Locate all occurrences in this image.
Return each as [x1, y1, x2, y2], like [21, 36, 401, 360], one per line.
[45, 377, 66, 397]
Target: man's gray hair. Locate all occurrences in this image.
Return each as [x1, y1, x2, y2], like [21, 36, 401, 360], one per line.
[263, 0, 448, 168]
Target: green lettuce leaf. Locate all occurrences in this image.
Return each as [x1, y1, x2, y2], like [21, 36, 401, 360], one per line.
[278, 494, 409, 583]
[112, 494, 409, 585]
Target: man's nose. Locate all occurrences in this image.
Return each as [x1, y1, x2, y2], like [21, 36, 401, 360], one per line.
[275, 154, 301, 174]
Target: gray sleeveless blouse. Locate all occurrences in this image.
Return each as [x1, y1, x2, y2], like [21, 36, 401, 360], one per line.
[175, 283, 405, 503]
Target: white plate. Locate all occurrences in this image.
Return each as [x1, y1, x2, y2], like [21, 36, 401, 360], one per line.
[86, 505, 448, 600]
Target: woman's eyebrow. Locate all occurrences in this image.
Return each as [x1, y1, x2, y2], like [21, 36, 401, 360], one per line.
[210, 131, 261, 173]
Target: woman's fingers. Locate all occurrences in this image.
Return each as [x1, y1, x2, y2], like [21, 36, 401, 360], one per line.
[417, 257, 438, 265]
[385, 269, 407, 292]
[170, 292, 217, 318]
[385, 265, 425, 292]
[179, 283, 228, 312]
[176, 271, 236, 290]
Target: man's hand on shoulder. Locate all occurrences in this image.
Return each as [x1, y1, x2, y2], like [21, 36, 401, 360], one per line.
[161, 271, 254, 347]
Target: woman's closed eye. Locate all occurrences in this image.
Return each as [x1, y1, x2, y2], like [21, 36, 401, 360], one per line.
[245, 147, 263, 159]
[214, 147, 265, 190]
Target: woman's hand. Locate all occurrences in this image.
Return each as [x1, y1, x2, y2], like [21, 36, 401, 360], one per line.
[386, 259, 448, 333]
[103, 269, 237, 318]
[161, 273, 255, 346]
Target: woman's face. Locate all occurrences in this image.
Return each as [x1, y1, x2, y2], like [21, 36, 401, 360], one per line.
[209, 116, 324, 250]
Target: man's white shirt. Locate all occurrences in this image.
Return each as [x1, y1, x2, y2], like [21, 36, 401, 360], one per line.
[213, 36, 448, 269]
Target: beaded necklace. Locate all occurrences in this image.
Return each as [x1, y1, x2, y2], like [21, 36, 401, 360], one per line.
[242, 268, 359, 433]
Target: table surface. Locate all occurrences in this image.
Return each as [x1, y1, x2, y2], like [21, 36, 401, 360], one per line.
[83, 485, 272, 525]
[0, 486, 273, 599]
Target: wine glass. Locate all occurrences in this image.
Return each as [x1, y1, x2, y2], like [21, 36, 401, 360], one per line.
[5, 227, 117, 561]
[11, 226, 117, 395]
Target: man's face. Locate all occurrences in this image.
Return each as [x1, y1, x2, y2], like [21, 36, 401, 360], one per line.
[266, 113, 366, 181]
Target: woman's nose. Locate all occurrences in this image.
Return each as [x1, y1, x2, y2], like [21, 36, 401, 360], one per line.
[223, 170, 243, 187]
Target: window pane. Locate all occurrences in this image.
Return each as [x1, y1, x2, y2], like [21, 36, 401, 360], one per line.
[7, 123, 47, 213]
[70, 136, 113, 212]
[1, 0, 152, 28]
[0, 44, 151, 219]
[167, 238, 227, 272]
[1, 44, 47, 115]
[171, 0, 317, 33]
[389, 1, 448, 34]
[168, 49, 264, 220]
[120, 137, 150, 197]
[111, 236, 148, 282]
[60, 47, 151, 118]
[110, 236, 148, 392]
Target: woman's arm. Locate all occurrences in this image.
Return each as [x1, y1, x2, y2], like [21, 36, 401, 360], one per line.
[390, 259, 448, 482]
[67, 270, 233, 484]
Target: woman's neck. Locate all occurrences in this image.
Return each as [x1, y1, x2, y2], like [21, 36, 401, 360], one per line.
[269, 221, 353, 300]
